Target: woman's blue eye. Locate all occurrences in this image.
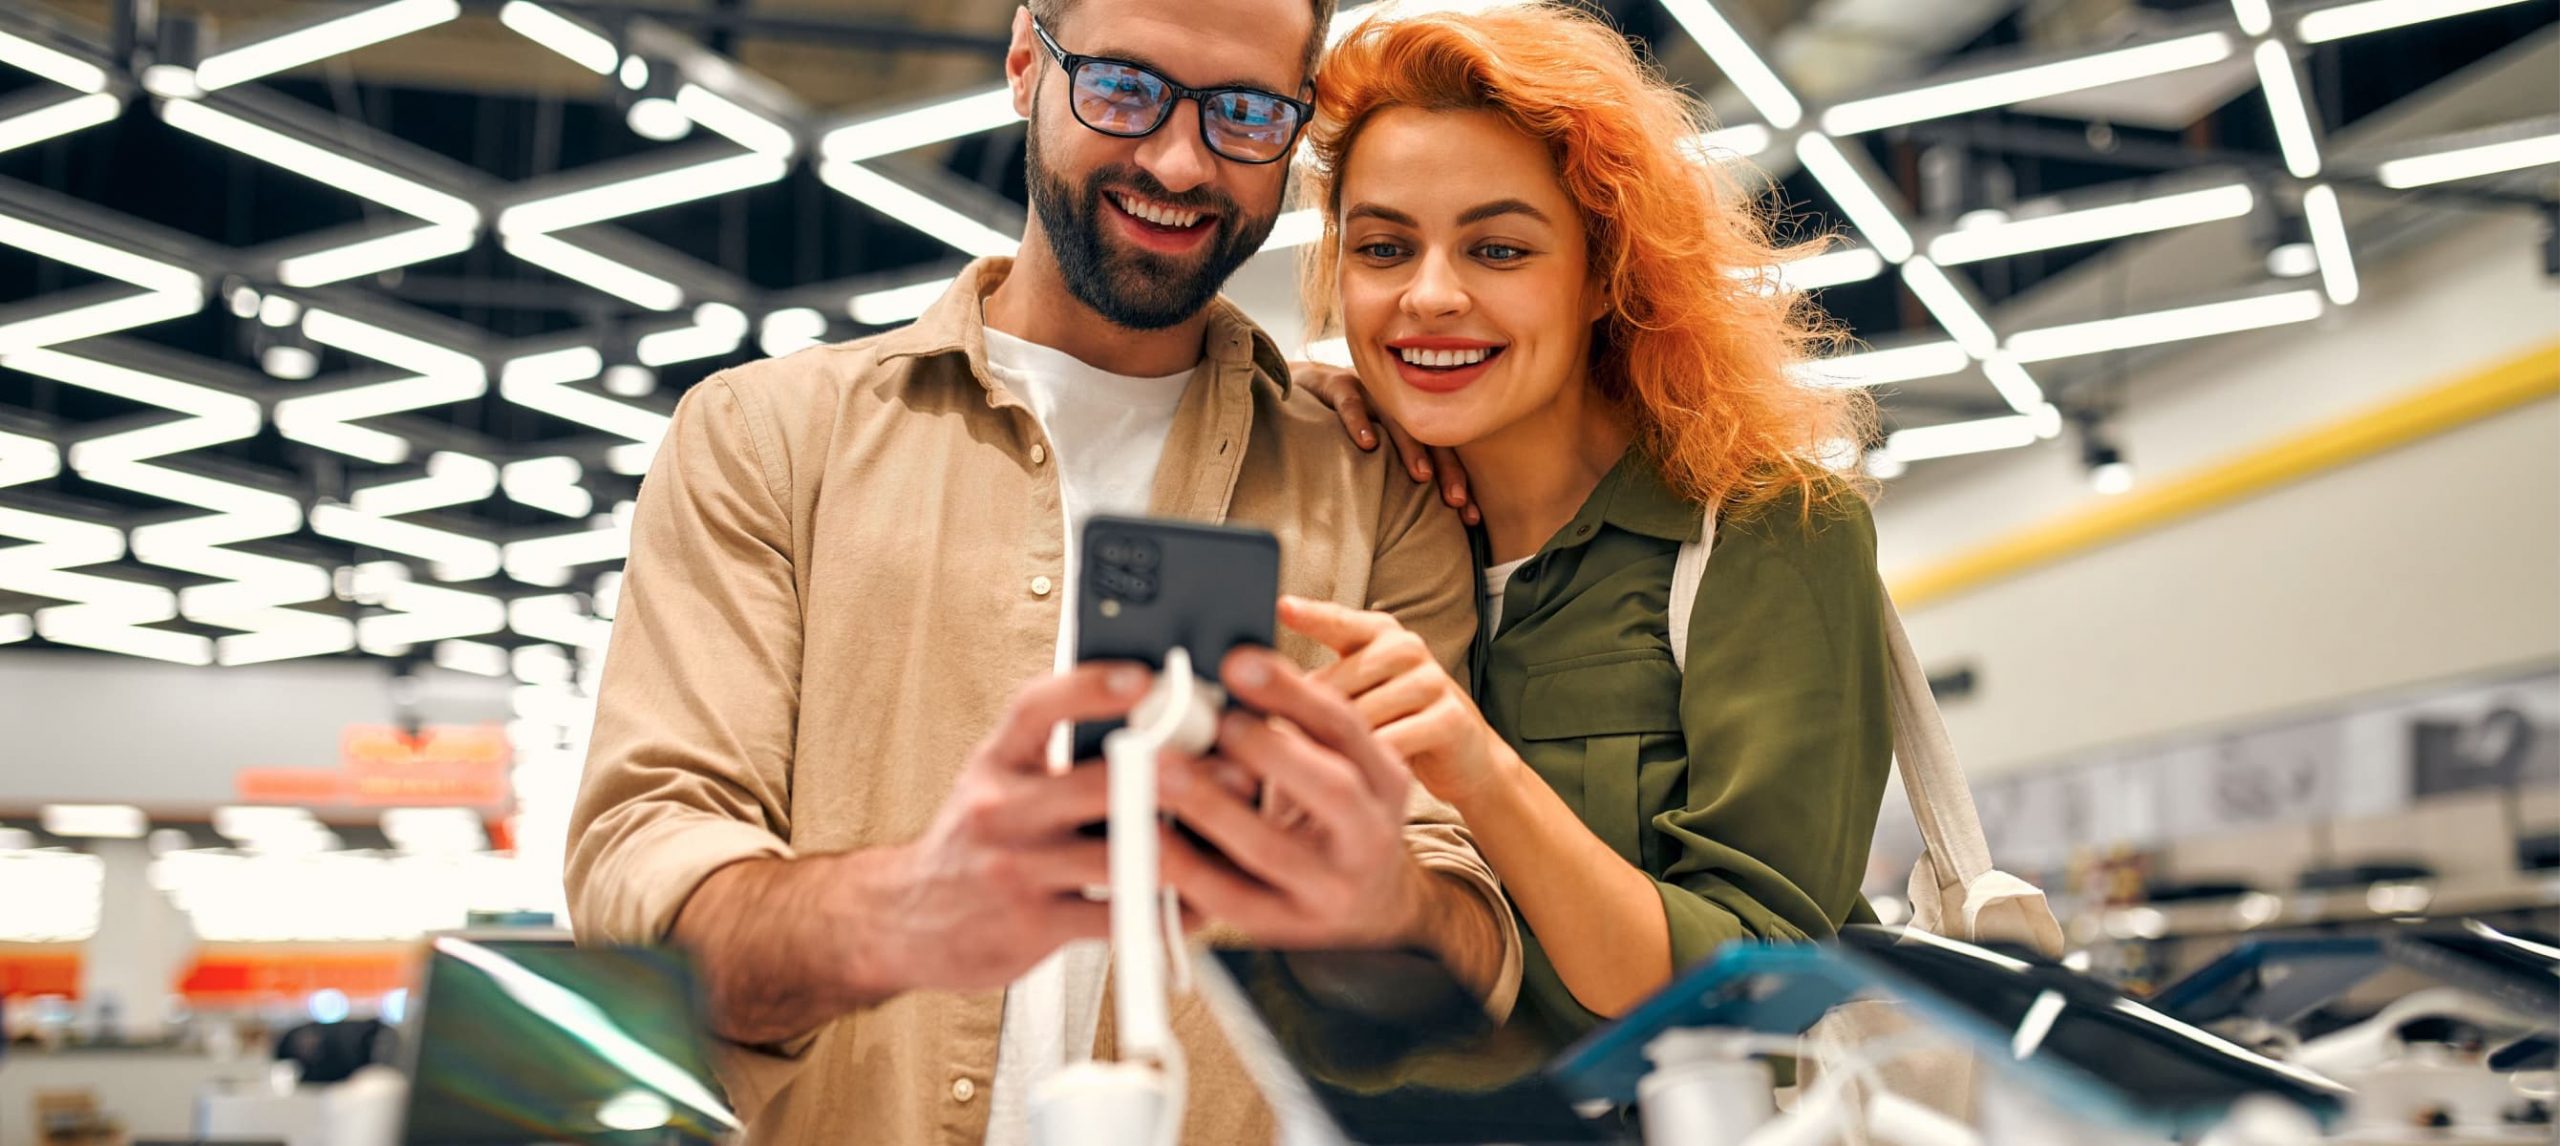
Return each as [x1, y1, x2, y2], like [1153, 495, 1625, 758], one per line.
[1356, 242, 1403, 259]
[1478, 244, 1526, 261]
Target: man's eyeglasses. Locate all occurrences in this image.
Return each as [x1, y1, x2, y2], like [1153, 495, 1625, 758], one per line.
[1032, 16, 1313, 166]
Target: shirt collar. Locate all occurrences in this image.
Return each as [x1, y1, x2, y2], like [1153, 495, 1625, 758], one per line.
[1559, 449, 1705, 548]
[872, 255, 1292, 395]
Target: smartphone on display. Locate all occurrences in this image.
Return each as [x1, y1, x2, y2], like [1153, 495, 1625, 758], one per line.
[1070, 514, 1280, 762]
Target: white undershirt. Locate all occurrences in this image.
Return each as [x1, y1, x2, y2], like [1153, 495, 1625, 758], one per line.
[1483, 556, 1531, 636]
[980, 326, 1195, 1144]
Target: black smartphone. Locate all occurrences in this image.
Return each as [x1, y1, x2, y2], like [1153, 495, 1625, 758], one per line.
[1071, 514, 1280, 762]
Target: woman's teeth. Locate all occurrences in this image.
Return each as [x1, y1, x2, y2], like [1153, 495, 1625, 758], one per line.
[1114, 194, 1204, 228]
[1396, 346, 1495, 368]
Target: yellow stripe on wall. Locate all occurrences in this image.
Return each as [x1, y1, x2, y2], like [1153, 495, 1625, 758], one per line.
[1892, 340, 2560, 609]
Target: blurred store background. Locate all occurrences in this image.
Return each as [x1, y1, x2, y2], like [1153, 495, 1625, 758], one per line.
[0, 0, 2551, 1140]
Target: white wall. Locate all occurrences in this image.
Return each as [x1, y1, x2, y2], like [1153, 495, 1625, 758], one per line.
[1877, 213, 2560, 777]
[0, 657, 510, 813]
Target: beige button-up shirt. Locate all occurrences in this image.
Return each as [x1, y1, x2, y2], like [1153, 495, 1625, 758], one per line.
[565, 258, 1520, 1144]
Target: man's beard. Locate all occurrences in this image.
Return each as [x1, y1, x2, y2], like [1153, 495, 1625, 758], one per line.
[1026, 130, 1276, 332]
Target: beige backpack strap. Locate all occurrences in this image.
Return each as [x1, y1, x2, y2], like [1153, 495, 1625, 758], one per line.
[1667, 512, 1715, 672]
[1881, 591, 2066, 955]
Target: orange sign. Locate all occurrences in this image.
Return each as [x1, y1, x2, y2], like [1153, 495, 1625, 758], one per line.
[237, 724, 513, 809]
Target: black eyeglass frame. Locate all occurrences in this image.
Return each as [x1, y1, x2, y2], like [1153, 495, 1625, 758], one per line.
[1031, 16, 1316, 166]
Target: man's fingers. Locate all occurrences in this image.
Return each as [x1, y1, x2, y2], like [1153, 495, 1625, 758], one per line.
[1335, 391, 1379, 450]
[1221, 648, 1405, 800]
[981, 662, 1151, 770]
[1384, 420, 1432, 483]
[1159, 827, 1297, 938]
[1436, 446, 1469, 510]
[1015, 838, 1114, 891]
[1205, 711, 1381, 850]
[1278, 594, 1394, 658]
[972, 761, 1114, 841]
[1160, 752, 1329, 891]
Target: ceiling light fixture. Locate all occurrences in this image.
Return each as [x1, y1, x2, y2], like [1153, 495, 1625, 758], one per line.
[501, 457, 594, 518]
[0, 28, 111, 93]
[818, 88, 1021, 166]
[278, 224, 478, 288]
[818, 163, 1019, 256]
[354, 563, 508, 655]
[1791, 341, 1971, 389]
[1690, 123, 1776, 161]
[42, 804, 149, 839]
[195, 0, 461, 91]
[502, 232, 686, 311]
[757, 307, 830, 359]
[1885, 405, 2063, 462]
[1770, 247, 1887, 293]
[634, 303, 749, 367]
[1794, 134, 1915, 263]
[2374, 128, 2560, 188]
[1658, 0, 1803, 129]
[1980, 355, 2049, 415]
[1926, 184, 2258, 265]
[674, 84, 797, 158]
[0, 212, 204, 296]
[0, 92, 121, 156]
[496, 1, 618, 75]
[2301, 184, 2360, 305]
[498, 152, 789, 237]
[2296, 0, 2537, 43]
[1822, 33, 2236, 136]
[849, 277, 955, 327]
[2004, 290, 2326, 363]
[1900, 259, 2000, 358]
[160, 100, 482, 228]
[0, 290, 207, 357]
[499, 347, 670, 472]
[2253, 40, 2324, 178]
[2231, 0, 2276, 35]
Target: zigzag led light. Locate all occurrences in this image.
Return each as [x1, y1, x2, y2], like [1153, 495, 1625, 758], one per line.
[273, 310, 488, 465]
[0, 427, 206, 663]
[308, 452, 504, 582]
[11, 348, 351, 665]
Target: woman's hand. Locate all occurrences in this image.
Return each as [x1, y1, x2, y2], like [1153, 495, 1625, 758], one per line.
[1278, 594, 1507, 808]
[1288, 360, 1479, 526]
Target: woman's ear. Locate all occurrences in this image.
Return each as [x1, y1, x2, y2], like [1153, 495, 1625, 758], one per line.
[1583, 273, 1614, 326]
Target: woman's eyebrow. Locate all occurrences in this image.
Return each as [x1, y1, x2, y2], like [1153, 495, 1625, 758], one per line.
[1456, 198, 1550, 227]
[1344, 203, 1419, 227]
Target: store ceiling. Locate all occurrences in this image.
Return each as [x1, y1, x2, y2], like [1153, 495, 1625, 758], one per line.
[0, 0, 2551, 667]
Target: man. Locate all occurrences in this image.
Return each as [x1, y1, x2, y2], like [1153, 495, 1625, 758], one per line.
[562, 0, 1522, 1141]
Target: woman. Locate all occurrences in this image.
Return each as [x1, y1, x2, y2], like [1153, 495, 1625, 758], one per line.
[1280, 3, 1892, 1040]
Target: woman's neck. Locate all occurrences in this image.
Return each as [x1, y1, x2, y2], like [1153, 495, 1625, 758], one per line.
[1456, 387, 1634, 564]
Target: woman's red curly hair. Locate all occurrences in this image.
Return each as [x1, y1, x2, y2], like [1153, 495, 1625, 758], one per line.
[1301, 2, 1871, 516]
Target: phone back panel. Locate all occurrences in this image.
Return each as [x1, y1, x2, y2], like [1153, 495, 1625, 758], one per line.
[1072, 515, 1279, 760]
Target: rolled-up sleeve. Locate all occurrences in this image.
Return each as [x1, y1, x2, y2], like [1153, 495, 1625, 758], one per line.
[1654, 497, 1892, 970]
[564, 374, 802, 946]
[1363, 461, 1525, 1021]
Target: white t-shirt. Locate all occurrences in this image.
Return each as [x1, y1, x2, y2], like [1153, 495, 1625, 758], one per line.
[979, 326, 1195, 1144]
[1483, 555, 1531, 636]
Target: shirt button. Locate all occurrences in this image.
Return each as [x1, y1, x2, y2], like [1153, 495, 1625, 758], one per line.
[1030, 575, 1054, 597]
[951, 1076, 977, 1103]
[1030, 444, 1048, 465]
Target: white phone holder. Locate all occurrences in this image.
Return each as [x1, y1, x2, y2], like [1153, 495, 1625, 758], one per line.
[1030, 647, 1223, 1146]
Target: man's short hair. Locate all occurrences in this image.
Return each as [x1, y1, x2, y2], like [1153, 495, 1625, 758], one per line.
[1026, 0, 1338, 80]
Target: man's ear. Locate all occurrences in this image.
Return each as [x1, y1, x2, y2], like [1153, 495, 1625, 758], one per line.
[1007, 8, 1039, 119]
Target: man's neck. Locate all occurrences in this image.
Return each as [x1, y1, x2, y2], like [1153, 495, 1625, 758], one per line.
[982, 245, 1213, 378]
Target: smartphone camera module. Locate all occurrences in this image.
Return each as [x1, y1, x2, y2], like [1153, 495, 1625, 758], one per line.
[1092, 533, 1162, 609]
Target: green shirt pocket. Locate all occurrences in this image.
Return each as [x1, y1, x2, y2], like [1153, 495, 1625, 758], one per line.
[1517, 649, 1682, 867]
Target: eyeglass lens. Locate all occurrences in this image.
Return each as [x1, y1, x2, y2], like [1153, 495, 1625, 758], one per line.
[1067, 60, 1302, 163]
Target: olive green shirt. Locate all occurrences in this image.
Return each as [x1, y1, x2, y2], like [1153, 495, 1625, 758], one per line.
[1470, 452, 1891, 1042]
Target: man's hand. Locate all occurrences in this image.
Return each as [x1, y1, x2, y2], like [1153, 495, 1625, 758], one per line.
[1153, 646, 1434, 948]
[673, 662, 1151, 1046]
[1289, 360, 1477, 526]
